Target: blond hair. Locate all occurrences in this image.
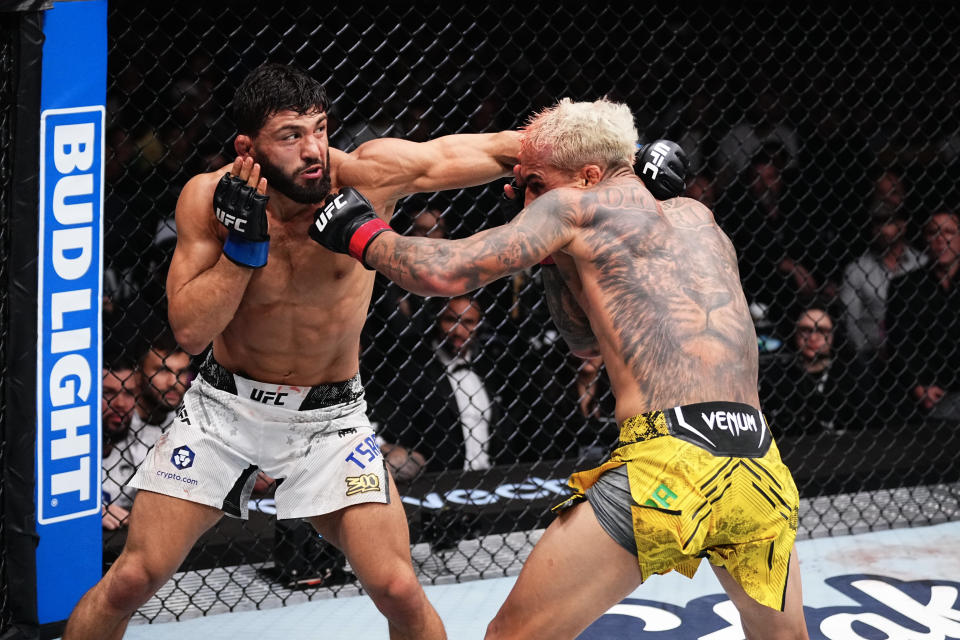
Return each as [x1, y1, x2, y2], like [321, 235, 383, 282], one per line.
[521, 97, 638, 172]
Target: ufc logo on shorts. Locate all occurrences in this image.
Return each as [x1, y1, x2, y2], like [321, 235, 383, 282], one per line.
[215, 207, 247, 232]
[641, 141, 671, 181]
[345, 473, 381, 496]
[250, 388, 288, 405]
[314, 194, 346, 232]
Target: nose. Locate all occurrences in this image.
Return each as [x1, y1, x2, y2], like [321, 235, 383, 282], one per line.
[151, 371, 175, 392]
[451, 322, 470, 341]
[115, 394, 135, 415]
[301, 133, 323, 159]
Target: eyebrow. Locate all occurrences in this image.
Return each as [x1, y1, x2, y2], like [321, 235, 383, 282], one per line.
[272, 115, 328, 133]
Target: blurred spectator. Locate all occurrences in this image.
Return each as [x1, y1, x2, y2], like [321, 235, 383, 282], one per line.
[839, 198, 926, 356]
[409, 207, 449, 239]
[101, 358, 140, 530]
[869, 168, 909, 222]
[376, 295, 500, 472]
[715, 146, 825, 340]
[761, 305, 871, 436]
[101, 330, 193, 530]
[133, 330, 193, 447]
[560, 355, 618, 463]
[886, 211, 960, 421]
[656, 78, 723, 176]
[715, 83, 800, 189]
[367, 203, 452, 351]
[373, 294, 561, 473]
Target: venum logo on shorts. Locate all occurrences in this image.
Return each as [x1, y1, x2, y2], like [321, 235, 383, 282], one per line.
[170, 445, 196, 470]
[345, 473, 381, 496]
[701, 410, 758, 436]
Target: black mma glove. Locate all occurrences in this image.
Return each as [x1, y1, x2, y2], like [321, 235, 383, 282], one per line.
[214, 173, 270, 268]
[309, 187, 392, 268]
[636, 139, 688, 200]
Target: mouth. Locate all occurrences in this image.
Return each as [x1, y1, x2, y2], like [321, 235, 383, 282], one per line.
[300, 165, 324, 179]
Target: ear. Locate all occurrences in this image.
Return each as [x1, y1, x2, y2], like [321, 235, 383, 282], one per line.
[581, 164, 603, 188]
[234, 134, 253, 157]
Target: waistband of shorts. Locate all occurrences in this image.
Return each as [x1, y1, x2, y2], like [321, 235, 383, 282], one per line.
[618, 401, 765, 447]
[198, 352, 363, 410]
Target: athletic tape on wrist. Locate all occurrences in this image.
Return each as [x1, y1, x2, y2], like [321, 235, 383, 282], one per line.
[224, 233, 269, 268]
[349, 218, 393, 264]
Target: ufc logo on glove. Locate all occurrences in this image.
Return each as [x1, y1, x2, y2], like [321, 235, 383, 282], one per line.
[314, 193, 347, 232]
[216, 207, 247, 232]
[641, 141, 672, 181]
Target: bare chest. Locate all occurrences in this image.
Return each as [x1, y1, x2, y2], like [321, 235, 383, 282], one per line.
[239, 218, 363, 307]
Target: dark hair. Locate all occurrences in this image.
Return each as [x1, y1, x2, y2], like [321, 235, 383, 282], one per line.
[103, 334, 138, 372]
[232, 63, 329, 135]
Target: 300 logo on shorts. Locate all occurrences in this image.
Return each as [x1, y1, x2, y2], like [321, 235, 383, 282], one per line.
[345, 473, 381, 496]
[170, 445, 196, 470]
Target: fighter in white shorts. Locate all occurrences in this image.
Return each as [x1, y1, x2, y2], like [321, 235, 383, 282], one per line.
[63, 62, 519, 640]
[131, 353, 388, 520]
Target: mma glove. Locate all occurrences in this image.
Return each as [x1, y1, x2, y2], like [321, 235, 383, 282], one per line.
[214, 173, 270, 268]
[637, 139, 689, 200]
[308, 187, 392, 268]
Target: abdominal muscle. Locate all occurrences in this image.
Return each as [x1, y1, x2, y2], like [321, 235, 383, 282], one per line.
[211, 263, 374, 386]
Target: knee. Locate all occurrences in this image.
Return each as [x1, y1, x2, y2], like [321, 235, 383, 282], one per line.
[366, 570, 425, 619]
[100, 554, 166, 614]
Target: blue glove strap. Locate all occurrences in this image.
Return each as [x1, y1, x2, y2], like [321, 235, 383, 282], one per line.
[223, 233, 269, 268]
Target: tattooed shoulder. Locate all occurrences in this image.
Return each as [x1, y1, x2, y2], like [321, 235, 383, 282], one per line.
[659, 197, 716, 230]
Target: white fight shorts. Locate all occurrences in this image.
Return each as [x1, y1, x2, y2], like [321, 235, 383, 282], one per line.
[129, 353, 389, 519]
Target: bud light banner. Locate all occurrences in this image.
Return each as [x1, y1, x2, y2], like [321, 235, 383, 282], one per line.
[35, 0, 107, 624]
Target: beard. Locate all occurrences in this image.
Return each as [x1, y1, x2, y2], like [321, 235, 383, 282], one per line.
[257, 149, 332, 204]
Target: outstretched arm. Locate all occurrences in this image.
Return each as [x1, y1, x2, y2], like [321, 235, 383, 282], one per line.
[369, 195, 575, 295]
[337, 130, 520, 206]
[311, 187, 578, 296]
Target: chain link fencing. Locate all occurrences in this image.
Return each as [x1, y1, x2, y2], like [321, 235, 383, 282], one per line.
[95, 0, 960, 624]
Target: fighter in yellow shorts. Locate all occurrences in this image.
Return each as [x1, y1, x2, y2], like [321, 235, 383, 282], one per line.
[316, 97, 810, 639]
[556, 402, 800, 612]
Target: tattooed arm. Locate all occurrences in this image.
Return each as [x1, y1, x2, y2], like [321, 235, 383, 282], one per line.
[363, 189, 577, 296]
[540, 261, 600, 357]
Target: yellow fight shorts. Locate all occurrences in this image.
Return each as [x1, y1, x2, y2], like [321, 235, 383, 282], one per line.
[555, 401, 800, 611]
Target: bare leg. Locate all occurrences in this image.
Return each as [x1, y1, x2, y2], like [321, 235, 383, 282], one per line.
[485, 501, 644, 640]
[309, 475, 445, 640]
[63, 491, 223, 640]
[711, 546, 809, 640]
